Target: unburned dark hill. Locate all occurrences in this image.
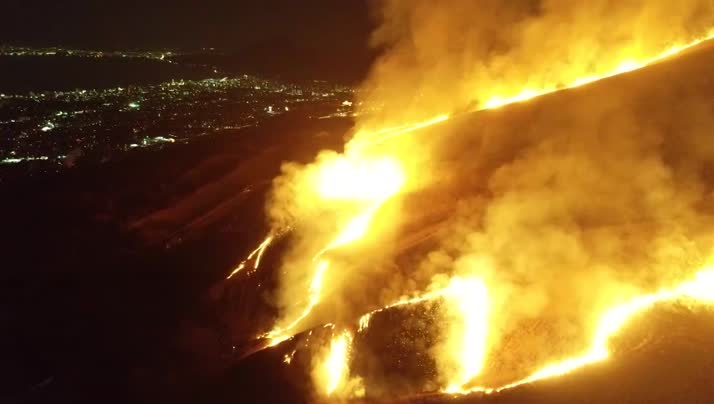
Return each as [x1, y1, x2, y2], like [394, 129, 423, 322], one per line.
[0, 114, 349, 404]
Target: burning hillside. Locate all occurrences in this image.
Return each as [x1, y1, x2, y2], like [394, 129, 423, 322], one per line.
[225, 1, 714, 402]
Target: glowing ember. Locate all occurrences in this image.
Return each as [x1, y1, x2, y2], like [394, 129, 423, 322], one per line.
[356, 313, 372, 333]
[252, 235, 273, 271]
[225, 262, 245, 280]
[283, 349, 297, 365]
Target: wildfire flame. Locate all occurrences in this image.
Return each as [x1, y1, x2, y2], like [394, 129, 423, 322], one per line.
[322, 276, 490, 396]
[226, 234, 274, 279]
[264, 259, 331, 346]
[311, 265, 714, 398]
[263, 154, 406, 345]
[237, 13, 714, 401]
[462, 266, 714, 395]
[442, 277, 490, 393]
[314, 330, 354, 396]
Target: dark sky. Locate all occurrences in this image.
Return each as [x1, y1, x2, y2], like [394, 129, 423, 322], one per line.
[0, 0, 377, 82]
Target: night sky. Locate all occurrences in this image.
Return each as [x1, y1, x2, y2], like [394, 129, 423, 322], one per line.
[0, 0, 376, 82]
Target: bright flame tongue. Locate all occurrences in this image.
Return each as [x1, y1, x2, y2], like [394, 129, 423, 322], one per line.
[442, 277, 491, 392]
[265, 153, 406, 345]
[315, 155, 405, 202]
[315, 330, 354, 396]
[326, 332, 351, 395]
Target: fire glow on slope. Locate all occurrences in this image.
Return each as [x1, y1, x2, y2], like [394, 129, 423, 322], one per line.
[251, 25, 714, 400]
[226, 235, 274, 279]
[314, 329, 354, 397]
[319, 276, 490, 397]
[318, 266, 714, 398]
[460, 266, 714, 395]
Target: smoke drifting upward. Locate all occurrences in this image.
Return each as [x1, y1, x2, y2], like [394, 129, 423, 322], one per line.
[261, 0, 714, 396]
[357, 0, 714, 130]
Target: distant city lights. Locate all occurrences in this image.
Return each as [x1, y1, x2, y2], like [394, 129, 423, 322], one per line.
[0, 47, 355, 174]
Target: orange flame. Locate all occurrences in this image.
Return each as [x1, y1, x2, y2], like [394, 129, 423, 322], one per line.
[458, 266, 714, 395]
[226, 234, 274, 279]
